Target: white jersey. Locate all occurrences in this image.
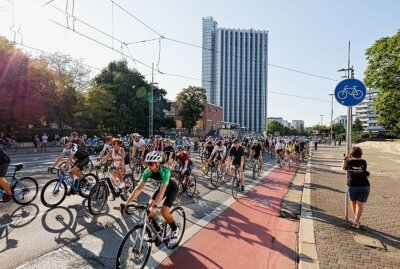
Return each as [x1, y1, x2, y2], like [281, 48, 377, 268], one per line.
[132, 138, 145, 149]
[275, 142, 284, 151]
[42, 135, 48, 144]
[212, 145, 226, 156]
[112, 148, 123, 166]
[102, 143, 113, 153]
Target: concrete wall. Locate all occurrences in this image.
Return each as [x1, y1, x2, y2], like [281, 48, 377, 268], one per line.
[357, 141, 400, 156]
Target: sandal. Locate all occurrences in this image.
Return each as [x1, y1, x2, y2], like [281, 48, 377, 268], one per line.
[352, 222, 360, 229]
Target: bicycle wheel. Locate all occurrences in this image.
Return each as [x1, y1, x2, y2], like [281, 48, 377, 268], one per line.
[82, 160, 93, 175]
[174, 177, 183, 205]
[202, 162, 210, 176]
[57, 161, 70, 177]
[210, 167, 219, 188]
[231, 175, 239, 199]
[116, 224, 152, 269]
[252, 163, 257, 179]
[88, 182, 108, 215]
[11, 177, 39, 205]
[41, 179, 67, 208]
[165, 206, 186, 249]
[186, 175, 196, 197]
[288, 159, 291, 170]
[123, 173, 136, 194]
[79, 173, 98, 198]
[133, 164, 142, 182]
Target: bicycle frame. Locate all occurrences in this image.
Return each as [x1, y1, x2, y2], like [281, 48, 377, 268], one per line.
[54, 173, 79, 193]
[137, 208, 167, 251]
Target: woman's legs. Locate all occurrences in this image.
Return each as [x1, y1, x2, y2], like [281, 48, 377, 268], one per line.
[350, 200, 357, 220]
[355, 201, 364, 224]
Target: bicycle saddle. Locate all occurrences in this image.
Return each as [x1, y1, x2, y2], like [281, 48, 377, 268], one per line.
[12, 163, 24, 171]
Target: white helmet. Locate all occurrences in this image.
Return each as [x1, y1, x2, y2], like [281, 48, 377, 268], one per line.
[145, 151, 162, 162]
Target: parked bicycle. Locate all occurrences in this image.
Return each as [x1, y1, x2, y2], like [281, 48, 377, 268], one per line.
[41, 167, 98, 208]
[88, 164, 135, 215]
[0, 163, 38, 204]
[116, 202, 186, 269]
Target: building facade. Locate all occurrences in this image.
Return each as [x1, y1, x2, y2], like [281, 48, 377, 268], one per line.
[333, 115, 347, 128]
[202, 17, 268, 134]
[291, 120, 304, 129]
[354, 89, 386, 132]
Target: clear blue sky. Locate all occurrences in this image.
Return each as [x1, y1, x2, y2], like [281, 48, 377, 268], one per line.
[1, 0, 399, 126]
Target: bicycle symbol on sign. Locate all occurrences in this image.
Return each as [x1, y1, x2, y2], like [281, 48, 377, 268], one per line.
[337, 85, 364, 100]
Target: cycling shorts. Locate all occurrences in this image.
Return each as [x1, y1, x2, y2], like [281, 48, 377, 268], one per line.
[0, 162, 9, 177]
[151, 178, 179, 207]
[74, 157, 90, 170]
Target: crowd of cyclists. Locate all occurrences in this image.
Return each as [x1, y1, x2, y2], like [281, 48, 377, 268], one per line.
[0, 130, 311, 267]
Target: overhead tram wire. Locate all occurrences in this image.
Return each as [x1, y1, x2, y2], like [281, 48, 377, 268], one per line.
[269, 91, 330, 103]
[16, 42, 103, 71]
[109, 1, 339, 83]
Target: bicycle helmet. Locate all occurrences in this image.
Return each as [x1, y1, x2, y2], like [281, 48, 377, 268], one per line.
[176, 145, 185, 151]
[145, 151, 163, 162]
[132, 133, 140, 137]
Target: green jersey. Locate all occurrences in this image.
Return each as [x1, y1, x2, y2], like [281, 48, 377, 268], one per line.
[141, 166, 171, 185]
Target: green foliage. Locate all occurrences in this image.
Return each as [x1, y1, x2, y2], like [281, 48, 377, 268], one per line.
[176, 86, 207, 134]
[267, 120, 283, 135]
[353, 132, 370, 143]
[10, 128, 105, 142]
[352, 118, 364, 132]
[336, 132, 346, 141]
[364, 29, 400, 134]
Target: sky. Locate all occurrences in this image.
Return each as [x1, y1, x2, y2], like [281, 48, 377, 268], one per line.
[0, 0, 399, 127]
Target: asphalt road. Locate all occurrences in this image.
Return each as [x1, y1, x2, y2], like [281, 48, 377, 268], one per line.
[0, 150, 277, 269]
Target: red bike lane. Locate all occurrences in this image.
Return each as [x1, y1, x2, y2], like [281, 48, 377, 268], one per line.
[159, 165, 298, 269]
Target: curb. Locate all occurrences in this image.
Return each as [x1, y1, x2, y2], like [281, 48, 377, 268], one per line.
[298, 150, 320, 269]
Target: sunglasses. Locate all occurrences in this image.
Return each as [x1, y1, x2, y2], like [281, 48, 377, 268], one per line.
[146, 162, 156, 167]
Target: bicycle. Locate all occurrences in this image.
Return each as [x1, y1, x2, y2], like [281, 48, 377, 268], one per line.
[210, 158, 225, 188]
[172, 165, 197, 203]
[88, 164, 135, 215]
[41, 168, 98, 208]
[129, 153, 145, 183]
[0, 163, 38, 204]
[337, 85, 363, 100]
[116, 202, 186, 269]
[230, 163, 241, 199]
[276, 150, 284, 167]
[252, 157, 262, 179]
[57, 159, 94, 176]
[0, 140, 17, 152]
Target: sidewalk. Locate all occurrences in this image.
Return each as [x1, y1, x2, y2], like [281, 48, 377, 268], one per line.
[310, 145, 400, 269]
[159, 164, 299, 269]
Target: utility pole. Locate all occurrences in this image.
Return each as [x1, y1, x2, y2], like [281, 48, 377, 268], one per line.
[149, 63, 154, 138]
[329, 94, 334, 145]
[338, 41, 354, 221]
[320, 115, 323, 127]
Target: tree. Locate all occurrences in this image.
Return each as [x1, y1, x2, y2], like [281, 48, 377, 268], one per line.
[352, 118, 363, 132]
[267, 120, 283, 135]
[364, 30, 400, 134]
[87, 60, 172, 134]
[176, 86, 207, 134]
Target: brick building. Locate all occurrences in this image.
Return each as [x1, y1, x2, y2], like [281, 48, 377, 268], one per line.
[166, 101, 224, 136]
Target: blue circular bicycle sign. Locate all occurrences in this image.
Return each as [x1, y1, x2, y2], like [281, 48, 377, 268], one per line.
[334, 78, 366, 106]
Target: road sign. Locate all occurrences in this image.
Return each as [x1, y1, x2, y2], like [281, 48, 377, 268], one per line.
[334, 78, 366, 106]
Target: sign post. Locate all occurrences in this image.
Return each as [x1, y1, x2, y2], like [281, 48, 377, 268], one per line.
[334, 78, 366, 220]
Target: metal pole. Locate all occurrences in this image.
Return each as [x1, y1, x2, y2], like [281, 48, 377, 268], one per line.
[345, 41, 352, 221]
[329, 94, 334, 145]
[149, 63, 154, 138]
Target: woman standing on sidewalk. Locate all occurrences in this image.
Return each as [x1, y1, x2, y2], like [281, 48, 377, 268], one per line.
[342, 146, 370, 229]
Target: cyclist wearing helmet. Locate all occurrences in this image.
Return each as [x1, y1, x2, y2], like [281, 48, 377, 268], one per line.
[174, 135, 185, 150]
[162, 139, 175, 169]
[151, 135, 163, 152]
[123, 151, 180, 244]
[176, 146, 194, 186]
[251, 140, 263, 169]
[98, 136, 113, 160]
[209, 140, 227, 174]
[50, 138, 90, 194]
[130, 133, 146, 163]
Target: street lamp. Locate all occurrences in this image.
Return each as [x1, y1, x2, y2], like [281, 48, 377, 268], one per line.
[320, 115, 324, 136]
[329, 94, 334, 145]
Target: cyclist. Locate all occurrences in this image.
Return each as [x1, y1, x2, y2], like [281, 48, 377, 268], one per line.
[151, 135, 163, 152]
[130, 133, 146, 163]
[228, 138, 245, 191]
[251, 140, 263, 169]
[294, 140, 301, 161]
[122, 151, 180, 244]
[299, 139, 306, 160]
[176, 146, 194, 187]
[174, 135, 185, 150]
[97, 138, 126, 199]
[286, 141, 294, 164]
[0, 146, 12, 202]
[208, 140, 227, 175]
[162, 139, 175, 169]
[98, 136, 113, 160]
[70, 132, 88, 152]
[275, 139, 285, 164]
[50, 138, 90, 194]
